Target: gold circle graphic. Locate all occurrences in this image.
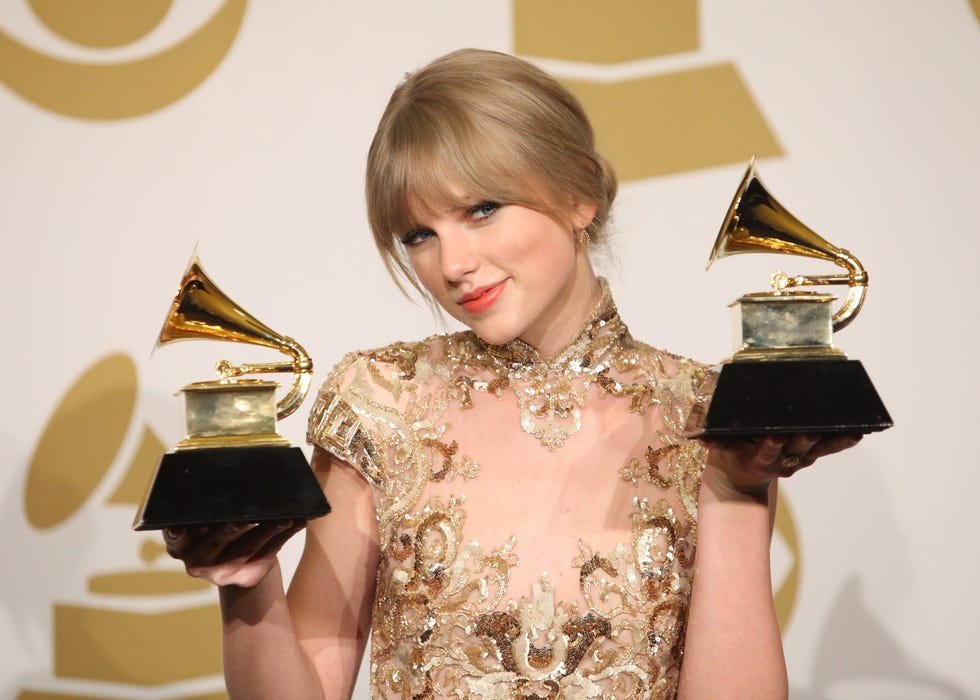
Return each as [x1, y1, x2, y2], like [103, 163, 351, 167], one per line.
[29, 0, 172, 48]
[24, 353, 137, 529]
[0, 0, 246, 120]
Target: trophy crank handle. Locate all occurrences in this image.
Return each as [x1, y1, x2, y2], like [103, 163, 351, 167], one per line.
[771, 271, 851, 288]
[216, 360, 297, 377]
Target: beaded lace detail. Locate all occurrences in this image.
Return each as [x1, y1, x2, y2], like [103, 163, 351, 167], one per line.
[470, 282, 656, 451]
[308, 283, 711, 699]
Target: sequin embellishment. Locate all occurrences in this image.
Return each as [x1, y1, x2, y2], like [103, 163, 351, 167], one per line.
[307, 281, 711, 699]
[465, 280, 658, 450]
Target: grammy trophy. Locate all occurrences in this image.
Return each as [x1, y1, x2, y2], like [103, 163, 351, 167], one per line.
[133, 255, 331, 530]
[684, 158, 893, 438]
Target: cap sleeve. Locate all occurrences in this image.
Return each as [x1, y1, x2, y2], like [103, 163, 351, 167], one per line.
[306, 351, 384, 487]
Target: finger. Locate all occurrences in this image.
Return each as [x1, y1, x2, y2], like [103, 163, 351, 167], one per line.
[703, 435, 791, 473]
[778, 432, 864, 475]
[210, 520, 299, 563]
[163, 526, 191, 558]
[704, 439, 763, 471]
[755, 435, 790, 465]
[775, 434, 821, 471]
[807, 433, 863, 459]
[246, 521, 306, 563]
[166, 522, 251, 562]
[184, 521, 303, 585]
[703, 436, 786, 490]
[782, 434, 820, 458]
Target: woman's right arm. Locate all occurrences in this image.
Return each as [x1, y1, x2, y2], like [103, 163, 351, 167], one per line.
[166, 447, 379, 700]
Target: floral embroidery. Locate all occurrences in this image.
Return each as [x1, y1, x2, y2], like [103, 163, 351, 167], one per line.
[307, 282, 710, 698]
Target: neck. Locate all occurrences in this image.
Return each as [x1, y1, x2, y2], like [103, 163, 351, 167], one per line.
[518, 257, 603, 358]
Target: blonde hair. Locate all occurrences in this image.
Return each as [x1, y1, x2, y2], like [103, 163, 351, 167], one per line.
[366, 48, 618, 294]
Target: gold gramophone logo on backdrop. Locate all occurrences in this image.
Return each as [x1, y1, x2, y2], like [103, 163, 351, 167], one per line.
[0, 0, 246, 120]
[19, 354, 227, 700]
[514, 0, 782, 179]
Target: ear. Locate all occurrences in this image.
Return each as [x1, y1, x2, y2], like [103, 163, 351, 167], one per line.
[572, 201, 598, 231]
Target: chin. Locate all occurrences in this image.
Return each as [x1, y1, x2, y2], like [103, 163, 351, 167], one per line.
[475, 332, 517, 347]
[470, 324, 521, 347]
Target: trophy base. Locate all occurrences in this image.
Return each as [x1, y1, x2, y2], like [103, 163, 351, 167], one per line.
[684, 359, 892, 438]
[133, 446, 331, 531]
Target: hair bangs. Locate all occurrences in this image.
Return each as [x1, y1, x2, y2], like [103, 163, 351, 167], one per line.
[372, 102, 543, 243]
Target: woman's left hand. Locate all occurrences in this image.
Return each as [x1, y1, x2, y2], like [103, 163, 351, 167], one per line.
[699, 433, 862, 498]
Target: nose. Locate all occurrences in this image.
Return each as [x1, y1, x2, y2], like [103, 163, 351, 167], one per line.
[438, 229, 479, 283]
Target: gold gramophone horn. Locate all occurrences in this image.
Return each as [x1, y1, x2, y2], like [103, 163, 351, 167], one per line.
[156, 255, 313, 420]
[708, 157, 868, 331]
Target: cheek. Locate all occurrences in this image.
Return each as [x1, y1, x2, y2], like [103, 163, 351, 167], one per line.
[525, 231, 576, 269]
[409, 253, 440, 291]
[507, 223, 573, 264]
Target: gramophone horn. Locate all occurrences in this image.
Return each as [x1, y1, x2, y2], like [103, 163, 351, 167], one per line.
[708, 157, 868, 331]
[156, 255, 312, 420]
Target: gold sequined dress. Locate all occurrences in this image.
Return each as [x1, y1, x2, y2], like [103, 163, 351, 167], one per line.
[307, 282, 711, 699]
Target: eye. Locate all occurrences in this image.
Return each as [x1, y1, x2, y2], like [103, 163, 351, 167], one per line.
[399, 228, 435, 247]
[468, 201, 501, 221]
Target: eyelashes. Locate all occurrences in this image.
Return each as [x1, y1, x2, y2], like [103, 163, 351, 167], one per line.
[468, 200, 500, 220]
[398, 201, 503, 247]
[399, 228, 435, 246]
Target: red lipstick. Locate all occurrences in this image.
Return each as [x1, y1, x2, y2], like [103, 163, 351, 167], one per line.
[459, 281, 506, 313]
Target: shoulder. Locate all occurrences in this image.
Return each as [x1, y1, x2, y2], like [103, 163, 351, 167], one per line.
[318, 330, 475, 396]
[305, 332, 473, 474]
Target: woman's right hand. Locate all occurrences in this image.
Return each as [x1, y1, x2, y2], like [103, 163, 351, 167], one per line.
[163, 520, 306, 588]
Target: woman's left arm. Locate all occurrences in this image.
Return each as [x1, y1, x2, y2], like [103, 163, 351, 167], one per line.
[677, 434, 861, 699]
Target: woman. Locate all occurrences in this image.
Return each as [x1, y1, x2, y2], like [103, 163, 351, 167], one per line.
[165, 48, 858, 698]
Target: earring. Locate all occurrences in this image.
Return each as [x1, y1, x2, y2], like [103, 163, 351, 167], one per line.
[576, 227, 590, 249]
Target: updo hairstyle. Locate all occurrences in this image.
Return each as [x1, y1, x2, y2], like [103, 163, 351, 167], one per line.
[366, 48, 618, 294]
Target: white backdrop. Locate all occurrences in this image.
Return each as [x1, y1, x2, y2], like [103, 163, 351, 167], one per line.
[1, 1, 978, 698]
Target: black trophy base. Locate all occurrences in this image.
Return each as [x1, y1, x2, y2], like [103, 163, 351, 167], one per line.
[133, 446, 331, 531]
[684, 359, 892, 438]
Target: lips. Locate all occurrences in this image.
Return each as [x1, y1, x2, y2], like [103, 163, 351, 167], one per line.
[458, 280, 506, 313]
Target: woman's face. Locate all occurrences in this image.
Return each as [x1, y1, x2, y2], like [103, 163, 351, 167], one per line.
[400, 195, 599, 355]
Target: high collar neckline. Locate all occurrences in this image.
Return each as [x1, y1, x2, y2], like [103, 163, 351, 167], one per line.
[476, 278, 626, 370]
